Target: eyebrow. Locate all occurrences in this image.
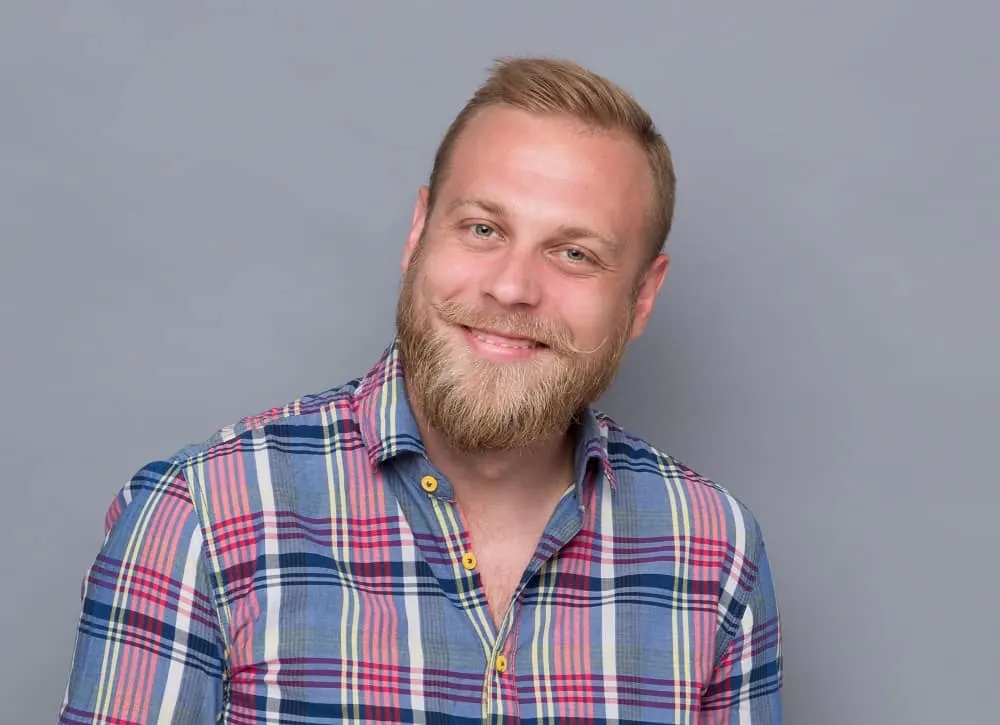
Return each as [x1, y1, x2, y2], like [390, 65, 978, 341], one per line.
[446, 196, 509, 219]
[445, 196, 620, 253]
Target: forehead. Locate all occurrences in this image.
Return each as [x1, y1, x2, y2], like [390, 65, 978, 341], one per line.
[437, 106, 652, 245]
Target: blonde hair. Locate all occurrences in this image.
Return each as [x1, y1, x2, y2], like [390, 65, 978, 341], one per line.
[427, 56, 676, 260]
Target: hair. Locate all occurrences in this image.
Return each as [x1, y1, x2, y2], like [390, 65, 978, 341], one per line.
[426, 56, 676, 261]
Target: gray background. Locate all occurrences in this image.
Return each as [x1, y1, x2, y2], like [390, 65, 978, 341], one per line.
[2, 2, 997, 722]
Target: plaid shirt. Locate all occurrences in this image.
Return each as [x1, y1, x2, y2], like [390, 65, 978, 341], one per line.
[60, 340, 782, 724]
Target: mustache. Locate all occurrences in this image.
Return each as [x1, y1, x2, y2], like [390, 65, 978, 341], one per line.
[433, 300, 608, 356]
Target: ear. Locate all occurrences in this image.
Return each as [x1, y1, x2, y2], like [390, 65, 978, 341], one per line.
[628, 253, 670, 341]
[402, 187, 431, 274]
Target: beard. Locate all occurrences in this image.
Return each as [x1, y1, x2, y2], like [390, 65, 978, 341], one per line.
[395, 245, 637, 453]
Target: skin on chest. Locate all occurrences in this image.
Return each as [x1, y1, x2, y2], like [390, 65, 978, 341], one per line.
[452, 470, 575, 626]
[465, 515, 549, 625]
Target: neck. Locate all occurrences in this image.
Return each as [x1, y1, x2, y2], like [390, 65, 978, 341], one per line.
[414, 410, 578, 509]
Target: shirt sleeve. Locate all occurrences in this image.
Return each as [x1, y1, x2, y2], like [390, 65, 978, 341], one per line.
[701, 516, 784, 723]
[59, 461, 227, 724]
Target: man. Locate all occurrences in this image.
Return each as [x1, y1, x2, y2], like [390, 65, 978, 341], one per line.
[60, 57, 782, 723]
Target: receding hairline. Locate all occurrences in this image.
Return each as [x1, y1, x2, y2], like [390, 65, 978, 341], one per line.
[426, 57, 676, 260]
[440, 101, 642, 166]
[428, 102, 666, 256]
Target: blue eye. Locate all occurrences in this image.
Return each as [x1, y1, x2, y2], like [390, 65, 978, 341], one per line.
[472, 224, 494, 238]
[563, 248, 591, 263]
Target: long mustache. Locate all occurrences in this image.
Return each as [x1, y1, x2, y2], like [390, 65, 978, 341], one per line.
[433, 300, 610, 356]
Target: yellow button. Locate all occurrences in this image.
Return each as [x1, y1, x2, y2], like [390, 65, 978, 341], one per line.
[461, 551, 477, 571]
[495, 654, 508, 674]
[420, 475, 438, 493]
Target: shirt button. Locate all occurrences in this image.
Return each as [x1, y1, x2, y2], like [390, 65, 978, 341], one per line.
[495, 654, 508, 674]
[461, 551, 477, 571]
[420, 475, 438, 493]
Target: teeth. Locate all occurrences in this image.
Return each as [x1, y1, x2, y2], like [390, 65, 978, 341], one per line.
[472, 331, 536, 349]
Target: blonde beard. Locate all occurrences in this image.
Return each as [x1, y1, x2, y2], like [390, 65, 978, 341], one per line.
[396, 256, 635, 453]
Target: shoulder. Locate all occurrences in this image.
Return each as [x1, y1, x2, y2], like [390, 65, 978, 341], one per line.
[165, 376, 365, 468]
[105, 377, 364, 528]
[596, 410, 767, 559]
[97, 378, 365, 557]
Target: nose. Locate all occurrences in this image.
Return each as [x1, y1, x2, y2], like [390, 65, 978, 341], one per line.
[480, 245, 542, 309]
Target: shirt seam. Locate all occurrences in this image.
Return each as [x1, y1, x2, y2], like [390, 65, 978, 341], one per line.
[711, 517, 764, 670]
[169, 460, 235, 666]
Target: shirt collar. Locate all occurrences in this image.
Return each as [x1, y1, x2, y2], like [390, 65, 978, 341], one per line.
[353, 339, 617, 493]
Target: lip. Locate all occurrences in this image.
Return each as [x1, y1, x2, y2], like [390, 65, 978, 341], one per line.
[460, 325, 546, 360]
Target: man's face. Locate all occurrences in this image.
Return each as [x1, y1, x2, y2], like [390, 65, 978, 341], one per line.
[397, 106, 669, 452]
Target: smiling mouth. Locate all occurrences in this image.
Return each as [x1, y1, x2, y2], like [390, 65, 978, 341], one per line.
[462, 326, 547, 350]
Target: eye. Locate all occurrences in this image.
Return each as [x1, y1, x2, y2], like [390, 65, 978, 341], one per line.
[471, 223, 495, 238]
[561, 247, 594, 264]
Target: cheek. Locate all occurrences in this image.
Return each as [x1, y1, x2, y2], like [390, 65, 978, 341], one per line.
[420, 252, 482, 301]
[551, 290, 624, 342]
